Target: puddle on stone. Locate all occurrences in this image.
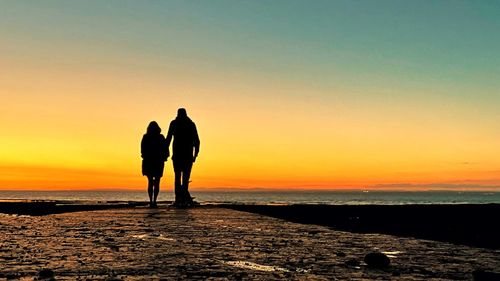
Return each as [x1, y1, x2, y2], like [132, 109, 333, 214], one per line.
[0, 213, 31, 218]
[295, 268, 310, 273]
[382, 251, 402, 258]
[132, 233, 175, 241]
[224, 261, 289, 272]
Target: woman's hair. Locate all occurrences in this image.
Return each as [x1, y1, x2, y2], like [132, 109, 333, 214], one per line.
[146, 121, 161, 135]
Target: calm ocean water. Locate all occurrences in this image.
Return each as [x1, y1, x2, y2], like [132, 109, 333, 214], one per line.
[0, 190, 499, 205]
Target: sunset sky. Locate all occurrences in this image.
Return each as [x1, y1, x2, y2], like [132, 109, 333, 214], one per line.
[1, 1, 499, 190]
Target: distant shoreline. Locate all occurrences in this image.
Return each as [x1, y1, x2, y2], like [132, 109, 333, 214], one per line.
[1, 190, 500, 206]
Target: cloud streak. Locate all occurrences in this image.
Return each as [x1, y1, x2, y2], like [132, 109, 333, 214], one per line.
[371, 182, 500, 191]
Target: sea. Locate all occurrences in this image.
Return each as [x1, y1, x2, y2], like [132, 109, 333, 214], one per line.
[0, 190, 499, 205]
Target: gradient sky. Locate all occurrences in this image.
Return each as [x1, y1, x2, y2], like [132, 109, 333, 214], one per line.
[1, 0, 499, 190]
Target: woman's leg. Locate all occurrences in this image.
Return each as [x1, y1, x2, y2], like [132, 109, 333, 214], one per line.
[147, 176, 154, 205]
[153, 177, 160, 205]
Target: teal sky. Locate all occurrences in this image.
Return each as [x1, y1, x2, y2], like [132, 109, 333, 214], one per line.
[3, 1, 500, 87]
[2, 1, 499, 111]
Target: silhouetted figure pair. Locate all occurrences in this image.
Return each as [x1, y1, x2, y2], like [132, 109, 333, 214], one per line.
[141, 121, 168, 207]
[141, 108, 200, 208]
[166, 108, 200, 207]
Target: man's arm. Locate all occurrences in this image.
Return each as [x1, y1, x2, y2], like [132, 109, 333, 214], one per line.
[193, 123, 200, 161]
[165, 121, 174, 158]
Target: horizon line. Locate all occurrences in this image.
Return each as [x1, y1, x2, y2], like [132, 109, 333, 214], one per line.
[0, 187, 499, 192]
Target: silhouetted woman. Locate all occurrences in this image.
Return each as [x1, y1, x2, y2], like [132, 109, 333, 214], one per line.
[141, 121, 168, 207]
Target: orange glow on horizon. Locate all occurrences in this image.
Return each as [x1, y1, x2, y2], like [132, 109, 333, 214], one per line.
[2, 12, 500, 192]
[1, 162, 499, 191]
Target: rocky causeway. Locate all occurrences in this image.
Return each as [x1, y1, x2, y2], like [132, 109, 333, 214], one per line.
[0, 205, 499, 280]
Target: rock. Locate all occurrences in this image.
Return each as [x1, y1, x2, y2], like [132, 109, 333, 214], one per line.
[336, 251, 346, 257]
[364, 252, 390, 268]
[473, 269, 500, 281]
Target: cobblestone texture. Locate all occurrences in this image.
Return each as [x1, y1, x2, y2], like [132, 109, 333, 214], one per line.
[0, 206, 499, 280]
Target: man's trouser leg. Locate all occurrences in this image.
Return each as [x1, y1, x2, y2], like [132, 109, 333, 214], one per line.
[182, 161, 193, 202]
[173, 160, 182, 203]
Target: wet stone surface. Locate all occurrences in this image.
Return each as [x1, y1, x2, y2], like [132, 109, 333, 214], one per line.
[0, 206, 499, 280]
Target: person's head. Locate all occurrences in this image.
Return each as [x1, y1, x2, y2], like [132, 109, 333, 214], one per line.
[177, 108, 187, 118]
[146, 121, 161, 135]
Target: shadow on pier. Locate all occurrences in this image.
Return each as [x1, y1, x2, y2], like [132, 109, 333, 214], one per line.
[225, 204, 500, 249]
[0, 201, 149, 216]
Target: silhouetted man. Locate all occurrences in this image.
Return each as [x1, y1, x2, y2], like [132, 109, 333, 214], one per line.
[166, 108, 200, 206]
